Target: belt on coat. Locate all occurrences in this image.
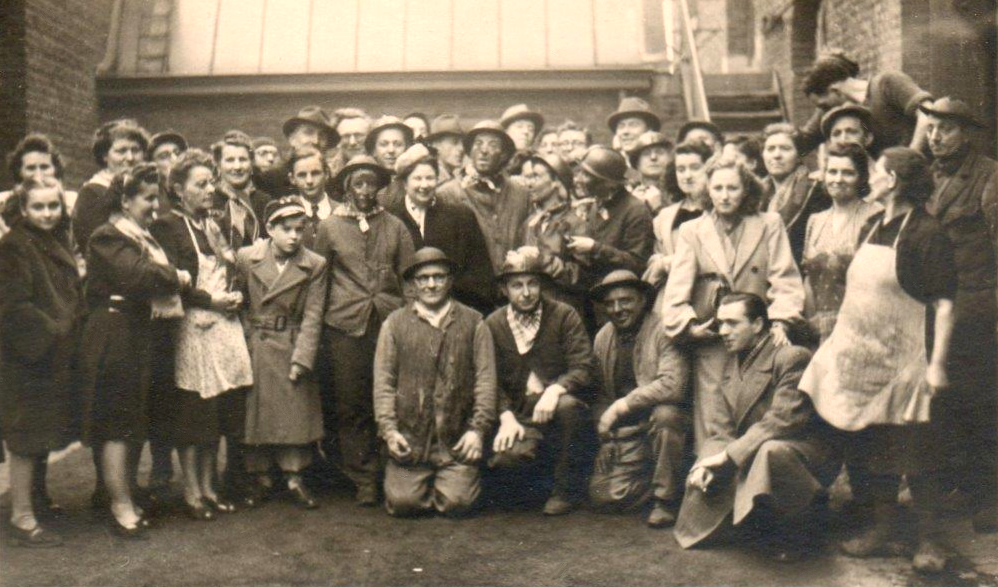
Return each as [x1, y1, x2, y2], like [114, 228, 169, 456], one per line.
[250, 315, 299, 332]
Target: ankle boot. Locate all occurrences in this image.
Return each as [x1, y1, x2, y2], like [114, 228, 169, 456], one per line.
[840, 501, 894, 557]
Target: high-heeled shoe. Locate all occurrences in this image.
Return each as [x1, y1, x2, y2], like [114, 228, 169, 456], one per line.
[204, 496, 237, 514]
[108, 517, 148, 541]
[8, 523, 63, 548]
[185, 501, 216, 522]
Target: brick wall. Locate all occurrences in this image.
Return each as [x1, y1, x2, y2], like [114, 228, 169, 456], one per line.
[0, 0, 29, 186]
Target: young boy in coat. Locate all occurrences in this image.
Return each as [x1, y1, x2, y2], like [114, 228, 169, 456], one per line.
[235, 197, 328, 509]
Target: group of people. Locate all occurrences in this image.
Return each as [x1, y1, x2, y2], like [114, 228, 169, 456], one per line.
[1, 51, 995, 574]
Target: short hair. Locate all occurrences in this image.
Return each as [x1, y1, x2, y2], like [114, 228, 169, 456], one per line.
[211, 131, 253, 163]
[286, 145, 329, 177]
[6, 177, 70, 234]
[879, 146, 934, 206]
[109, 162, 160, 213]
[537, 128, 560, 143]
[398, 155, 439, 182]
[724, 134, 765, 176]
[802, 51, 860, 96]
[557, 120, 592, 145]
[703, 155, 765, 215]
[92, 119, 151, 168]
[168, 149, 216, 202]
[7, 133, 64, 181]
[719, 292, 770, 328]
[403, 112, 430, 128]
[825, 143, 872, 198]
[673, 140, 714, 164]
[762, 122, 803, 154]
[334, 107, 371, 123]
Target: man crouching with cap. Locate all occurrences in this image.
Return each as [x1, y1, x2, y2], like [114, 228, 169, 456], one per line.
[373, 248, 497, 517]
[485, 247, 596, 515]
[588, 270, 690, 528]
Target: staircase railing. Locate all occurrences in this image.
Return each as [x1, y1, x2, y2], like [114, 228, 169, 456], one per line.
[676, 0, 711, 122]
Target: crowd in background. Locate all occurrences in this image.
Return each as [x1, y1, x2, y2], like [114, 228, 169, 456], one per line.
[0, 50, 995, 573]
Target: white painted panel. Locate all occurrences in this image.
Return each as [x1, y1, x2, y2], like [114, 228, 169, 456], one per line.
[451, 0, 500, 70]
[499, 0, 547, 69]
[310, 0, 359, 72]
[547, 0, 595, 67]
[260, 0, 312, 73]
[213, 0, 266, 74]
[356, 0, 405, 71]
[170, 0, 219, 75]
[594, 0, 642, 65]
[403, 0, 452, 70]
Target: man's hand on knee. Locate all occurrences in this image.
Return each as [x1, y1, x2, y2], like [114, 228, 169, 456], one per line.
[532, 384, 567, 424]
[494, 411, 525, 453]
[453, 430, 483, 463]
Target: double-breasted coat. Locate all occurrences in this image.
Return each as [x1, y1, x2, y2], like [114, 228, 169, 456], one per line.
[0, 222, 83, 455]
[674, 336, 837, 548]
[235, 239, 328, 445]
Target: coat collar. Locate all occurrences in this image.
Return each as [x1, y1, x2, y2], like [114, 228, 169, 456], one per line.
[19, 223, 78, 273]
[248, 240, 312, 303]
[700, 212, 767, 280]
[727, 334, 777, 429]
[928, 148, 984, 222]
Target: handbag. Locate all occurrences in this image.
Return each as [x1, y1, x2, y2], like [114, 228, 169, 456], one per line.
[690, 272, 731, 324]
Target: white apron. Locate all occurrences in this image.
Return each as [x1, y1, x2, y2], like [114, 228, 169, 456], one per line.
[174, 217, 252, 399]
[799, 211, 933, 430]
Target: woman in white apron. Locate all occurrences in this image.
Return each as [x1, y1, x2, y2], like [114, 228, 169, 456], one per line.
[151, 150, 252, 521]
[799, 147, 956, 573]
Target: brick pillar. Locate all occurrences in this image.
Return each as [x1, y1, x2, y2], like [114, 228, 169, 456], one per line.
[0, 0, 29, 188]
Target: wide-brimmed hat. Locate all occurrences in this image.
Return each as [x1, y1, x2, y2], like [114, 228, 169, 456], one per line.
[500, 104, 545, 131]
[497, 246, 548, 282]
[147, 131, 188, 157]
[677, 120, 724, 145]
[395, 143, 435, 178]
[464, 120, 516, 163]
[283, 106, 339, 145]
[334, 154, 392, 193]
[403, 247, 459, 280]
[580, 145, 628, 185]
[607, 97, 662, 133]
[820, 104, 875, 139]
[589, 269, 654, 301]
[364, 115, 415, 155]
[919, 96, 985, 129]
[426, 114, 464, 142]
[527, 152, 573, 192]
[627, 131, 675, 168]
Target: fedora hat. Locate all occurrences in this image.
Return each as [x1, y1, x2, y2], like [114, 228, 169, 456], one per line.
[590, 269, 654, 301]
[283, 106, 339, 145]
[334, 154, 391, 193]
[426, 114, 465, 142]
[464, 120, 516, 163]
[500, 104, 545, 131]
[580, 145, 628, 185]
[677, 120, 723, 145]
[364, 115, 415, 155]
[497, 246, 548, 282]
[607, 97, 662, 133]
[627, 131, 675, 168]
[403, 247, 459, 280]
[820, 104, 875, 139]
[395, 143, 435, 178]
[919, 96, 985, 129]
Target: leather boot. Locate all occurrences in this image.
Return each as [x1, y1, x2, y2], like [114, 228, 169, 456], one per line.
[840, 501, 894, 557]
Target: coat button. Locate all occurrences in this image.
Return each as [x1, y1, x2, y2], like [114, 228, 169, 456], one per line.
[751, 266, 759, 274]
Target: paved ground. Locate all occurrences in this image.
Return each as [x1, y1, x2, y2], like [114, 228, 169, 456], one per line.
[1, 446, 996, 587]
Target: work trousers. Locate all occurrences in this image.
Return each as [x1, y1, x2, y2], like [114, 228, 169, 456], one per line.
[384, 443, 480, 517]
[589, 404, 689, 512]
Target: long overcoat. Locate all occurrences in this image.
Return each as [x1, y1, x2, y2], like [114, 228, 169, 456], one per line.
[0, 223, 83, 454]
[235, 239, 327, 445]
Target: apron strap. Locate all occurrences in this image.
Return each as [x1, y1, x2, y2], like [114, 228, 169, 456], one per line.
[863, 209, 914, 249]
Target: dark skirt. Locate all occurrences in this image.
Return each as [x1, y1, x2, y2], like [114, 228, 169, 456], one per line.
[166, 386, 247, 447]
[78, 309, 152, 446]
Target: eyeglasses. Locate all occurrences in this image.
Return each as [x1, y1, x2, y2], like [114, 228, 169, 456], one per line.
[413, 272, 450, 285]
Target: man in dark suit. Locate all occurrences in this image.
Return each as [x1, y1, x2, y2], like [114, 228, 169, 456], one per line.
[674, 292, 837, 561]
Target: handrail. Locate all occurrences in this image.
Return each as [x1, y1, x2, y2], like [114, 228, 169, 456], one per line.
[677, 0, 711, 122]
[772, 69, 790, 121]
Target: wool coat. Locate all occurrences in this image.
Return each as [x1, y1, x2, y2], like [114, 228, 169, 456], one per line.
[661, 211, 804, 339]
[583, 190, 655, 287]
[760, 166, 831, 265]
[235, 239, 328, 445]
[0, 223, 83, 454]
[674, 336, 837, 548]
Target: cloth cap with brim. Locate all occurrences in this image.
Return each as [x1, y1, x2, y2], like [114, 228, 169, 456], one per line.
[283, 106, 340, 146]
[628, 131, 675, 168]
[820, 104, 875, 139]
[252, 136, 277, 150]
[364, 116, 415, 155]
[426, 114, 465, 141]
[918, 96, 984, 129]
[463, 121, 517, 164]
[580, 145, 628, 185]
[403, 247, 459, 280]
[334, 154, 392, 193]
[395, 143, 435, 177]
[500, 104, 545, 131]
[497, 246, 549, 282]
[264, 196, 308, 225]
[677, 121, 724, 145]
[607, 97, 662, 133]
[590, 269, 654, 301]
[148, 131, 188, 157]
